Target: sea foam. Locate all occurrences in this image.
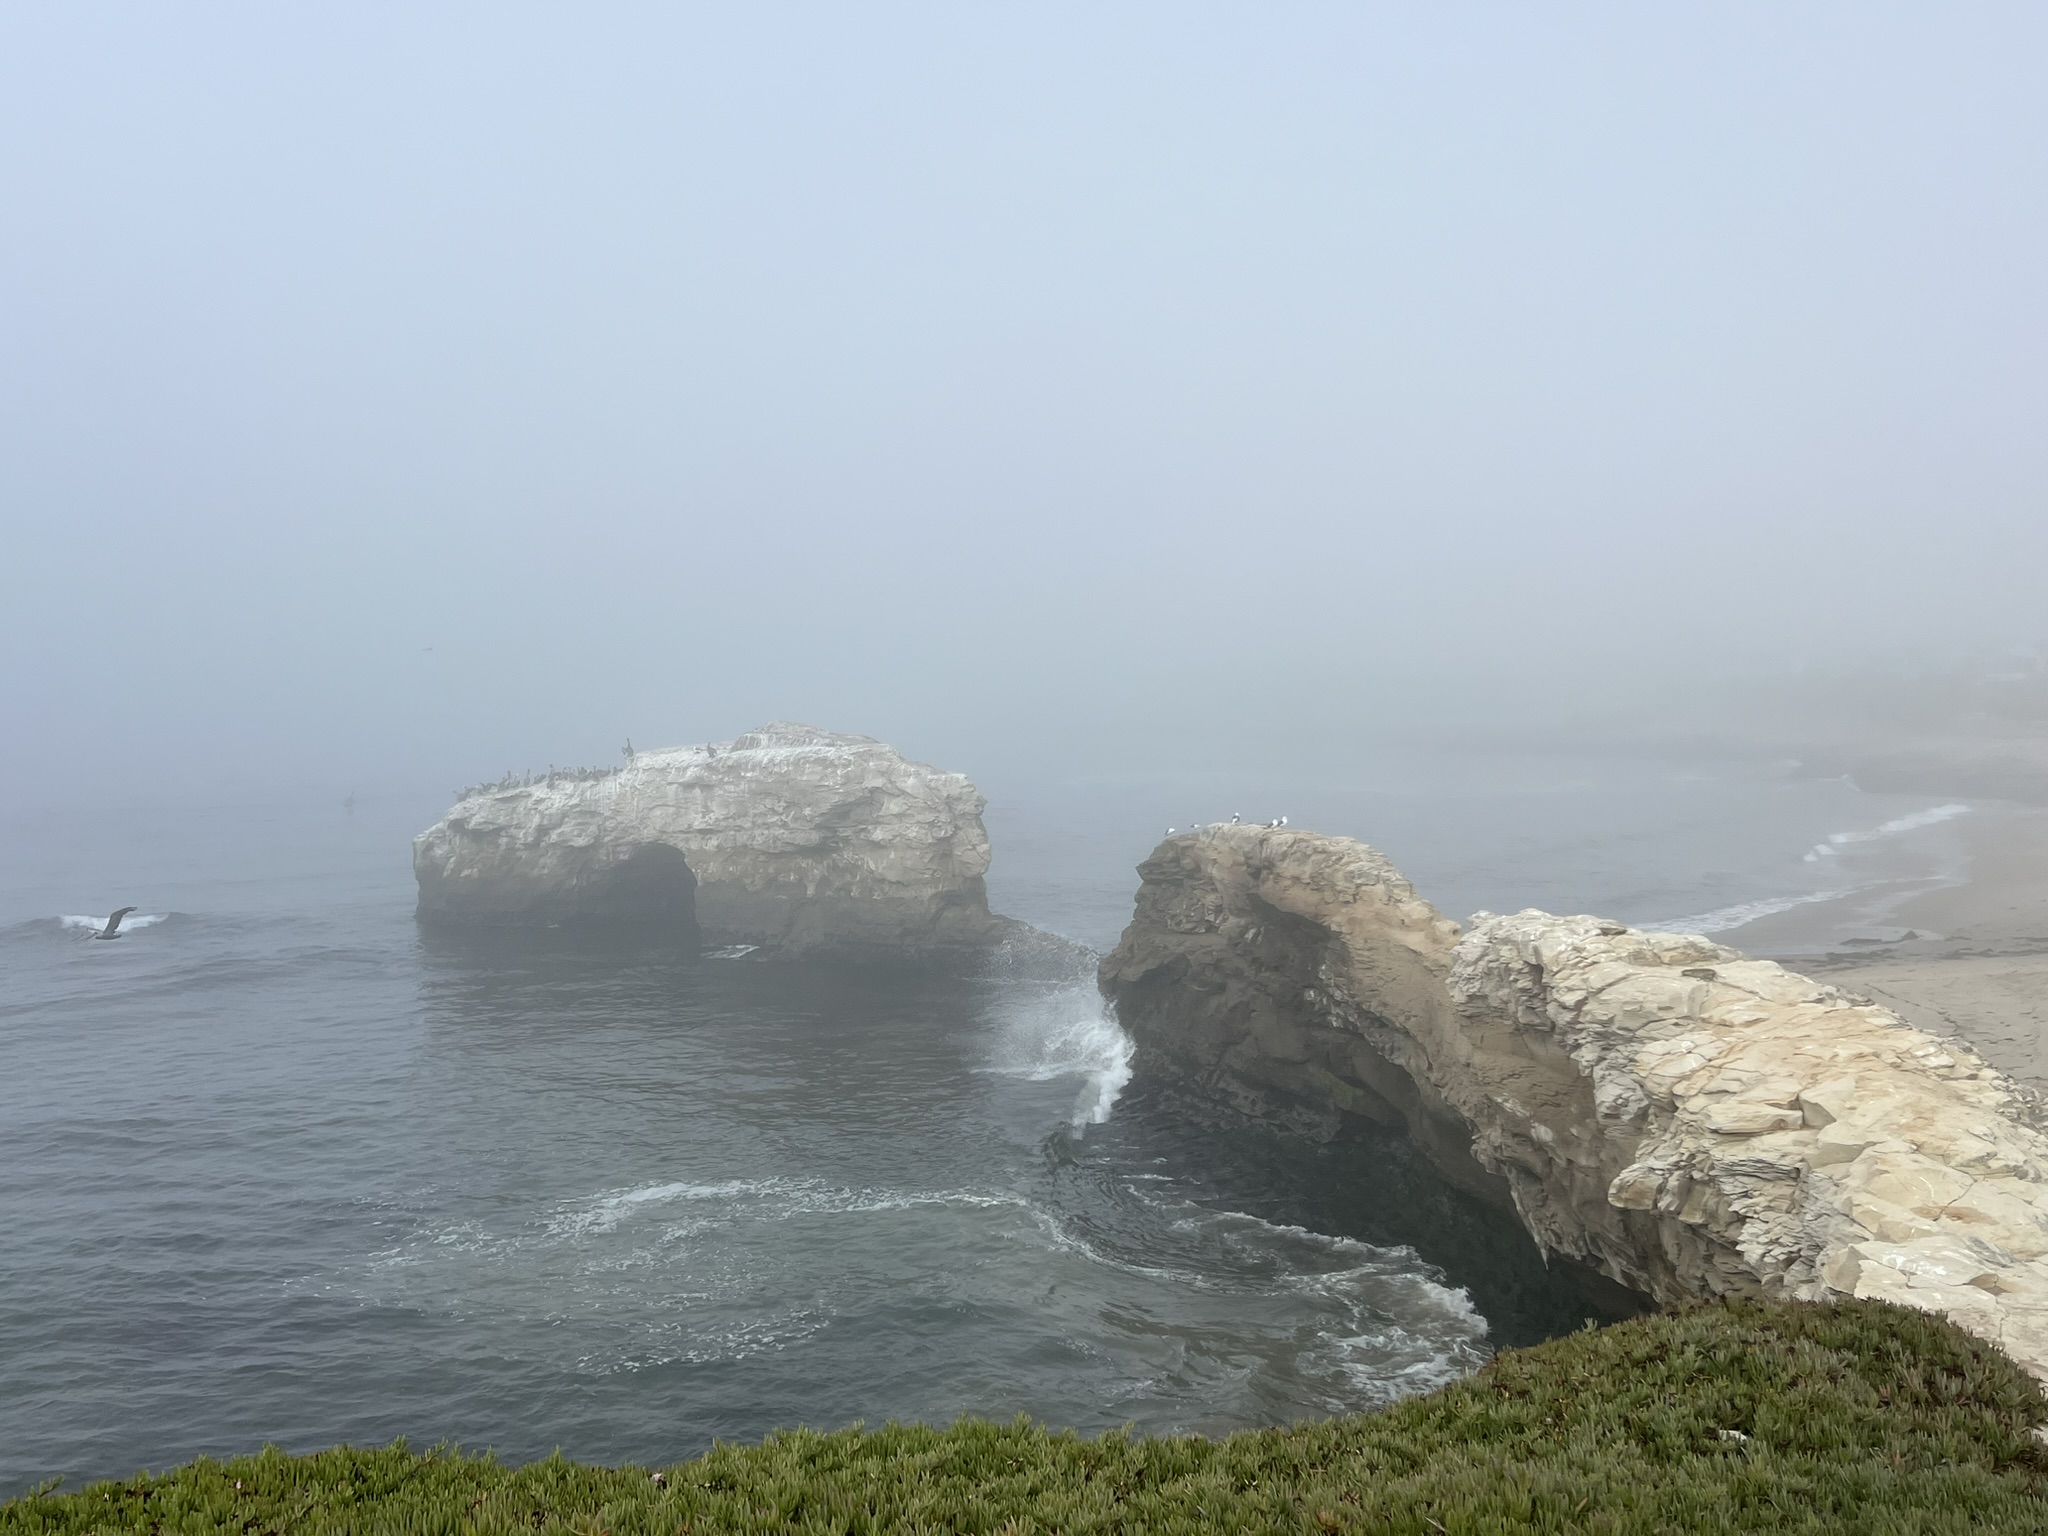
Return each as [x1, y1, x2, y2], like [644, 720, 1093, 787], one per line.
[1823, 802, 1970, 846]
[1639, 888, 1851, 936]
[60, 912, 167, 931]
[982, 977, 1135, 1126]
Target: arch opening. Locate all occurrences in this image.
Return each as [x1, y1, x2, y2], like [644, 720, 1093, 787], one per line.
[579, 842, 700, 940]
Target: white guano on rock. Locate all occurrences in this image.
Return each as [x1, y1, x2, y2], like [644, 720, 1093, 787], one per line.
[413, 722, 1002, 957]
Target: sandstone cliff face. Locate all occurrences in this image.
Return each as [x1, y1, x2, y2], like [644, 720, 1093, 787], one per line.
[1097, 829, 1491, 1193]
[414, 722, 1001, 957]
[1102, 825, 2048, 1377]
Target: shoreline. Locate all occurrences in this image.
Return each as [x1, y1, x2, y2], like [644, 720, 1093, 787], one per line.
[1724, 798, 2048, 1093]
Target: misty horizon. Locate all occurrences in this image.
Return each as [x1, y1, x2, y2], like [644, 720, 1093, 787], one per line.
[5, 5, 2045, 807]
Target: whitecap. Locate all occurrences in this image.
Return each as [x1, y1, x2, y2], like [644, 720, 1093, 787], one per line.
[1644, 803, 1971, 933]
[545, 1176, 1032, 1239]
[60, 912, 167, 931]
[578, 1306, 833, 1374]
[1638, 889, 1850, 935]
[1825, 802, 1970, 846]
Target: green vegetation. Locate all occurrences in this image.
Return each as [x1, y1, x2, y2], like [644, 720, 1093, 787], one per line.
[9, 1299, 2048, 1534]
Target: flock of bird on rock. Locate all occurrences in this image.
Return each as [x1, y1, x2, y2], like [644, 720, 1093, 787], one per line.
[1164, 813, 1287, 837]
[454, 763, 623, 801]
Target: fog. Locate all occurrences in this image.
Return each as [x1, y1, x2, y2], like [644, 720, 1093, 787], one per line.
[4, 4, 2044, 807]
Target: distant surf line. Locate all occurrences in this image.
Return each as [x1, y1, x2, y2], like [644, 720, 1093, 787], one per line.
[1636, 888, 1851, 936]
[1638, 802, 1971, 937]
[1804, 802, 1969, 862]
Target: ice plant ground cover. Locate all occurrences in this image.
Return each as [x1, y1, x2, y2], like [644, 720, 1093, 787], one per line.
[7, 1299, 2048, 1534]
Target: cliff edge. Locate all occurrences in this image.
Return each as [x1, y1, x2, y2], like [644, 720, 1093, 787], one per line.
[1102, 824, 2048, 1377]
[414, 722, 1002, 958]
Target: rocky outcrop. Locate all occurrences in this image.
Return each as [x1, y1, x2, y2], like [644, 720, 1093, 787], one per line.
[1102, 825, 2048, 1377]
[1097, 828, 1492, 1190]
[414, 722, 1003, 958]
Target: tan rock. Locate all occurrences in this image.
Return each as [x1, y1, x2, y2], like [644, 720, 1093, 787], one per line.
[1999, 1308, 2048, 1367]
[1946, 1183, 2048, 1257]
[1703, 1101, 1805, 1135]
[1912, 1284, 2003, 1325]
[1711, 962, 1827, 1007]
[1848, 1154, 1975, 1216]
[1856, 1239, 1996, 1288]
[1846, 1193, 1942, 1244]
[1798, 1076, 1861, 1127]
[1607, 1163, 1665, 1210]
[1099, 826, 2048, 1380]
[1812, 1123, 1887, 1166]
[1849, 1261, 1916, 1304]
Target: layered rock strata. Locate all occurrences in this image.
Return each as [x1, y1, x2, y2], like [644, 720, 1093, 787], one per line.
[414, 722, 1003, 957]
[1098, 828, 1488, 1186]
[1102, 825, 2048, 1377]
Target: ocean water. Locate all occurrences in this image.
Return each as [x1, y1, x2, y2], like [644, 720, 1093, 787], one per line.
[0, 749, 1980, 1494]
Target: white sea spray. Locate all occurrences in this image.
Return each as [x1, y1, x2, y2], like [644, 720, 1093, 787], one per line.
[982, 974, 1135, 1126]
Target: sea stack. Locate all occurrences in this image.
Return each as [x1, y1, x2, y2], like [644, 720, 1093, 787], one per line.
[413, 721, 1003, 958]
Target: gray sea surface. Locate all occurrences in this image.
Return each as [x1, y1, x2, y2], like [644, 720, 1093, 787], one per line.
[0, 749, 1976, 1494]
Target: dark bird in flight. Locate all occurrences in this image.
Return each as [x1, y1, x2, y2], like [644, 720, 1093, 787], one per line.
[92, 906, 138, 940]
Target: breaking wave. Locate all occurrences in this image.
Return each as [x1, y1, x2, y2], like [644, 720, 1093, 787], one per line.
[1023, 1196, 1490, 1409]
[1642, 800, 1973, 935]
[59, 912, 168, 932]
[982, 977, 1134, 1126]
[1639, 889, 1851, 936]
[1804, 801, 1970, 861]
[541, 1176, 1031, 1240]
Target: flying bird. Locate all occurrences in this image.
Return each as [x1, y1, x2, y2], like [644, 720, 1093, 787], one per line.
[92, 906, 138, 940]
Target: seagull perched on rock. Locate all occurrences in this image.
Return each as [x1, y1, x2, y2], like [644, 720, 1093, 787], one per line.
[91, 906, 138, 940]
[1230, 812, 1241, 824]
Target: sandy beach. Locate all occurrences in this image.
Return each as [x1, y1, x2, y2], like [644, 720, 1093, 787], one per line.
[1735, 802, 2048, 1091]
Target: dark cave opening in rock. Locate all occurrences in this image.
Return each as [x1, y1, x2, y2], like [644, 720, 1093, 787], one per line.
[579, 842, 700, 940]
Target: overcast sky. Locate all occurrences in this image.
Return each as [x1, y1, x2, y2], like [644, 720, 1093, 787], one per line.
[3, 4, 2043, 802]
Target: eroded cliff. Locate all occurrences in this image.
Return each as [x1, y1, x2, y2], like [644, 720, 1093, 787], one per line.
[1102, 824, 2048, 1377]
[1097, 829, 1492, 1192]
[414, 722, 1002, 957]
